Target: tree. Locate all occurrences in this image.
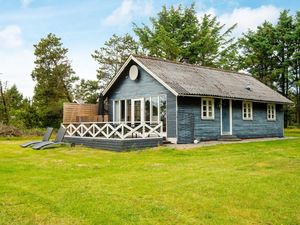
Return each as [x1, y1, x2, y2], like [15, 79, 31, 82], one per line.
[133, 4, 237, 69]
[5, 84, 23, 109]
[4, 85, 35, 128]
[0, 80, 9, 124]
[31, 33, 78, 127]
[134, 4, 199, 61]
[0, 83, 34, 128]
[273, 10, 295, 97]
[92, 34, 140, 90]
[17, 98, 41, 129]
[239, 22, 277, 86]
[239, 10, 300, 127]
[73, 79, 100, 104]
[293, 11, 300, 124]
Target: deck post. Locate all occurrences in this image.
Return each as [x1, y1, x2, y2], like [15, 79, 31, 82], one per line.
[142, 122, 145, 138]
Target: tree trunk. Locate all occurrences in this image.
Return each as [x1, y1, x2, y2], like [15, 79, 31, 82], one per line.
[0, 81, 9, 124]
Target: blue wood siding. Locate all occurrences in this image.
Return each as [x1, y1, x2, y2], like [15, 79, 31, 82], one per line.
[105, 62, 176, 138]
[64, 137, 163, 151]
[232, 101, 284, 138]
[177, 97, 284, 143]
[177, 97, 221, 143]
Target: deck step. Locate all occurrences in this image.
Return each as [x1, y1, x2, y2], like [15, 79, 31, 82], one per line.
[218, 135, 241, 141]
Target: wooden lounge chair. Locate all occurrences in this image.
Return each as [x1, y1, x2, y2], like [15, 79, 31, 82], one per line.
[20, 127, 53, 148]
[32, 127, 66, 150]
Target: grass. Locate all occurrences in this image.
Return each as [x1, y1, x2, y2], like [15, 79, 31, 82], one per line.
[0, 130, 300, 225]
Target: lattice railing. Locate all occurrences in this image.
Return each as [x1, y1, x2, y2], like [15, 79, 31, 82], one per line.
[61, 122, 163, 139]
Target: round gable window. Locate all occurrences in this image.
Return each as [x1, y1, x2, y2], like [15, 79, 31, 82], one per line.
[129, 65, 139, 80]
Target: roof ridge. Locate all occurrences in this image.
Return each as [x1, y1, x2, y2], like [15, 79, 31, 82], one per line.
[132, 54, 251, 77]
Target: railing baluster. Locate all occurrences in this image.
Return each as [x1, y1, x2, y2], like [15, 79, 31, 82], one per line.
[62, 121, 163, 139]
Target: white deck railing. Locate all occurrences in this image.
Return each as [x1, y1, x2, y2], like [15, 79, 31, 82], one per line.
[61, 121, 163, 139]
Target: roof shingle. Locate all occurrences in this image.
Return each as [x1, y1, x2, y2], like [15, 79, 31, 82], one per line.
[134, 55, 292, 104]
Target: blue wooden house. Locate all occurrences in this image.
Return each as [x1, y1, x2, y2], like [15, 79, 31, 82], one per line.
[63, 55, 292, 150]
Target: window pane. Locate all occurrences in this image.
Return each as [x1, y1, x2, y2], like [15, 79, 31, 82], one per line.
[126, 100, 131, 122]
[134, 101, 141, 122]
[151, 96, 158, 122]
[160, 95, 167, 132]
[115, 101, 120, 122]
[145, 97, 150, 122]
[120, 100, 125, 121]
[202, 98, 214, 119]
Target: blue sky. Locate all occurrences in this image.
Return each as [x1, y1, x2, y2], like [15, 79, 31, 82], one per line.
[0, 0, 299, 97]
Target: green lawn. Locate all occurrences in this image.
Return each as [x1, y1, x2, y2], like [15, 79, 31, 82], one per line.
[0, 130, 300, 225]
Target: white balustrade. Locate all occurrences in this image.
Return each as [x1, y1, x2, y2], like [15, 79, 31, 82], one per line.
[61, 121, 163, 139]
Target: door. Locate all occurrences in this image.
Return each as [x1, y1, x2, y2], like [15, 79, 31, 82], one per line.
[131, 98, 144, 123]
[222, 99, 231, 134]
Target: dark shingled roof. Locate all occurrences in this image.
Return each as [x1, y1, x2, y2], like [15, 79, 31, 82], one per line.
[134, 55, 292, 104]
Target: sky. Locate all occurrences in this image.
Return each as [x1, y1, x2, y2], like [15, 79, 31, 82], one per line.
[0, 0, 299, 98]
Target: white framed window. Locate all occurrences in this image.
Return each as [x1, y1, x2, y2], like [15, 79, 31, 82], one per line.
[113, 100, 120, 122]
[267, 103, 276, 121]
[242, 101, 253, 120]
[113, 99, 127, 122]
[201, 98, 214, 120]
[113, 96, 167, 127]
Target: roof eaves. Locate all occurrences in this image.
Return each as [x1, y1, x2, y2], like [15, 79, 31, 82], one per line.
[177, 93, 293, 104]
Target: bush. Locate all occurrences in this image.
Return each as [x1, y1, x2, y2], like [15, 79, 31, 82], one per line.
[0, 124, 23, 137]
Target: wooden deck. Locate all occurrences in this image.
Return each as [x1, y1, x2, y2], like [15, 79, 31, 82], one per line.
[61, 121, 164, 151]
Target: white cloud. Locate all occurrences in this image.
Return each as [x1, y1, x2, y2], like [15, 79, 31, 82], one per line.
[0, 25, 23, 48]
[102, 0, 153, 26]
[197, 5, 281, 37]
[69, 48, 98, 81]
[219, 5, 281, 37]
[0, 49, 35, 98]
[20, 0, 33, 7]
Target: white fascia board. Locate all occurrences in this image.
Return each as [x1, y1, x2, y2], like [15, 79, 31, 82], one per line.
[132, 56, 178, 96]
[102, 55, 134, 96]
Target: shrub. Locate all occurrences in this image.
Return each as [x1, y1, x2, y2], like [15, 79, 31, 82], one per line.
[0, 124, 23, 137]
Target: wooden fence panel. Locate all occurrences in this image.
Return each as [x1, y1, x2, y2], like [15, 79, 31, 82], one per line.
[63, 103, 108, 123]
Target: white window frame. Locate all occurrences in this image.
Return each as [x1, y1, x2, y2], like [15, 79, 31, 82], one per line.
[242, 101, 253, 120]
[267, 103, 276, 121]
[113, 96, 167, 131]
[131, 98, 144, 123]
[201, 98, 215, 120]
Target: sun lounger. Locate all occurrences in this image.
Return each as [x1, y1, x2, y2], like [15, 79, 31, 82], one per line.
[20, 127, 53, 148]
[32, 127, 66, 150]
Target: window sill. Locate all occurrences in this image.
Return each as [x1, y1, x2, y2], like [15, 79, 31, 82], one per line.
[201, 117, 215, 120]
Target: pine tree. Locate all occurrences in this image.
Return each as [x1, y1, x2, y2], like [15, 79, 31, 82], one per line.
[92, 34, 139, 90]
[133, 3, 237, 69]
[31, 33, 78, 127]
